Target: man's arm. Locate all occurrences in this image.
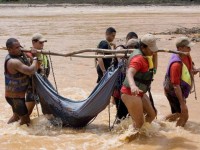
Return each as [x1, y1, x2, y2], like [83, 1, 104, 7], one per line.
[127, 67, 143, 95]
[192, 62, 200, 75]
[97, 58, 106, 74]
[8, 59, 38, 76]
[116, 46, 123, 62]
[97, 41, 109, 73]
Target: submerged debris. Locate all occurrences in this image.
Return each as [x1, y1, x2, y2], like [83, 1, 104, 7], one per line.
[153, 27, 200, 42]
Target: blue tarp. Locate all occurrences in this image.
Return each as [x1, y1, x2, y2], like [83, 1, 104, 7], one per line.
[33, 65, 121, 127]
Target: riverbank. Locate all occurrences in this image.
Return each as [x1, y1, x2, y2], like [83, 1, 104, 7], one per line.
[0, 0, 200, 6]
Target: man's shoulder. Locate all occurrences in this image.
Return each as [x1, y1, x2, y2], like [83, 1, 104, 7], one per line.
[170, 62, 182, 71]
[7, 58, 23, 66]
[131, 55, 144, 62]
[99, 40, 108, 44]
[129, 55, 146, 68]
[5, 58, 21, 74]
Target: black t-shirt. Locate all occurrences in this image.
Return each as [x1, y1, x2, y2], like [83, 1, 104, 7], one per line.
[97, 40, 112, 70]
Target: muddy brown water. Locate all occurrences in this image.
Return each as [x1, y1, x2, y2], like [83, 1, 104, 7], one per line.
[0, 5, 200, 150]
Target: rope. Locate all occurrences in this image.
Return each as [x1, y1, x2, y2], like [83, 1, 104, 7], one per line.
[108, 103, 112, 131]
[192, 75, 197, 100]
[48, 51, 64, 114]
[86, 115, 97, 126]
[31, 77, 40, 117]
[48, 51, 58, 92]
[110, 99, 121, 130]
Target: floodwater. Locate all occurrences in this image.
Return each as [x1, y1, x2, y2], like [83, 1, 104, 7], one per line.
[0, 5, 200, 150]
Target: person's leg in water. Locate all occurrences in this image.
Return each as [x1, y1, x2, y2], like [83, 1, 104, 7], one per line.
[115, 97, 129, 120]
[142, 94, 156, 123]
[164, 93, 188, 126]
[6, 98, 20, 123]
[165, 113, 188, 127]
[20, 114, 31, 126]
[26, 101, 35, 116]
[7, 113, 20, 124]
[6, 98, 30, 126]
[176, 112, 188, 127]
[121, 94, 144, 129]
[165, 113, 180, 122]
[26, 90, 36, 116]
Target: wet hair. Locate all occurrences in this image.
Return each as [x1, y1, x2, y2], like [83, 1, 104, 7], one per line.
[126, 39, 140, 49]
[126, 32, 138, 41]
[133, 43, 139, 49]
[6, 38, 18, 49]
[106, 27, 116, 34]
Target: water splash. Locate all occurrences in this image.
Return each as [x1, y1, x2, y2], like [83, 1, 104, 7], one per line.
[0, 116, 64, 137]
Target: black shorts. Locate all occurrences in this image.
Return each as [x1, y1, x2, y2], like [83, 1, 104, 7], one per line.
[6, 97, 28, 116]
[26, 90, 39, 103]
[165, 93, 181, 113]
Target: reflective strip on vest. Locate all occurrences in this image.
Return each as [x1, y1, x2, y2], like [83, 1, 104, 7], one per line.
[181, 63, 191, 86]
[146, 56, 154, 69]
[37, 54, 48, 68]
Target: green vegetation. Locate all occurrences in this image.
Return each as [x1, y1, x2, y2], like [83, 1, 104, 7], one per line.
[0, 0, 199, 5]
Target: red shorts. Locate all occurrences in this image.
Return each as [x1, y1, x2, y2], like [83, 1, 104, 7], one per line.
[121, 85, 144, 97]
[112, 89, 121, 99]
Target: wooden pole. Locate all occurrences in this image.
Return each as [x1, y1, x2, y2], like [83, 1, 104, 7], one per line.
[0, 46, 189, 58]
[72, 54, 130, 58]
[157, 49, 189, 55]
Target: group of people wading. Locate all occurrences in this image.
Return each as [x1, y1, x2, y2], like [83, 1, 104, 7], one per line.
[96, 27, 199, 131]
[4, 28, 200, 133]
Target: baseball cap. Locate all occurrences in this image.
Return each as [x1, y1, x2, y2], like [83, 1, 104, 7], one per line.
[126, 38, 139, 48]
[141, 34, 158, 52]
[176, 37, 195, 48]
[32, 33, 47, 42]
